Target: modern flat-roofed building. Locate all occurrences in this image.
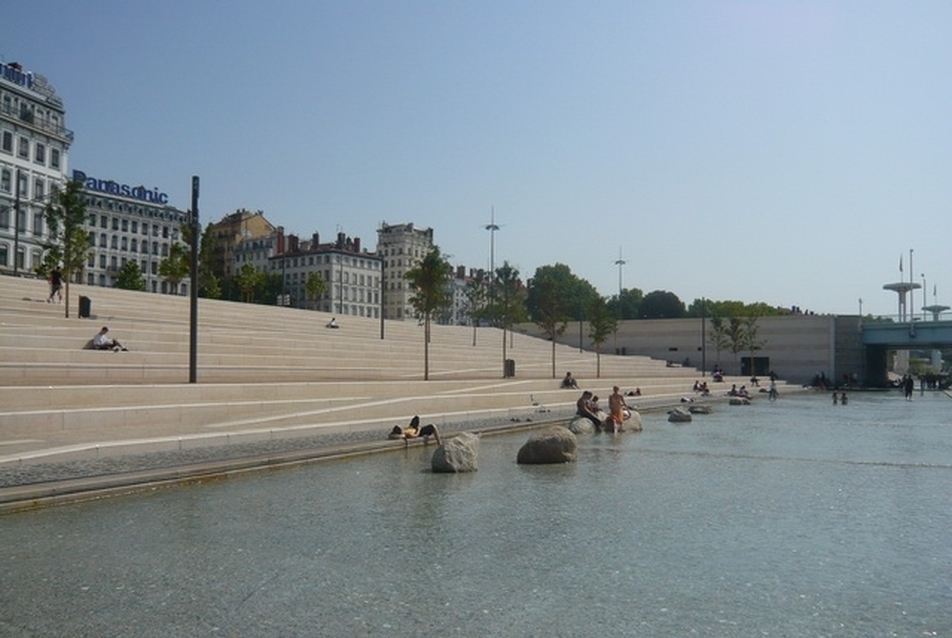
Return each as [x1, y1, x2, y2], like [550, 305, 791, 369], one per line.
[0, 59, 72, 276]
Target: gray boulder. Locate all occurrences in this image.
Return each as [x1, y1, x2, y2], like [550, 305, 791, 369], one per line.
[431, 432, 480, 473]
[567, 415, 596, 434]
[688, 404, 713, 414]
[729, 397, 751, 406]
[667, 407, 693, 423]
[517, 426, 578, 464]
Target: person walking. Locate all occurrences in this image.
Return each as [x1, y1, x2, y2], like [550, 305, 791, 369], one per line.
[48, 268, 63, 303]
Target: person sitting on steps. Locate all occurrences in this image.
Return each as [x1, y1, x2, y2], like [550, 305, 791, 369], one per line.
[92, 326, 128, 352]
[561, 371, 579, 389]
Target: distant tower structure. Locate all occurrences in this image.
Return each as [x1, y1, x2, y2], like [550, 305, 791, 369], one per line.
[922, 304, 950, 321]
[883, 282, 920, 322]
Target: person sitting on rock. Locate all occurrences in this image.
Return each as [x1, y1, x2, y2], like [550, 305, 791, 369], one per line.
[576, 391, 602, 431]
[561, 371, 579, 389]
[326, 317, 339, 329]
[389, 415, 442, 446]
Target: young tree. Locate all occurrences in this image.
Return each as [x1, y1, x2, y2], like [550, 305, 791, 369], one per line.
[158, 242, 189, 294]
[464, 268, 490, 346]
[305, 272, 328, 310]
[587, 296, 617, 378]
[235, 263, 266, 303]
[740, 313, 766, 377]
[725, 316, 746, 373]
[491, 262, 527, 376]
[42, 179, 92, 318]
[182, 221, 222, 299]
[707, 315, 730, 370]
[405, 246, 453, 380]
[530, 277, 569, 378]
[114, 260, 146, 291]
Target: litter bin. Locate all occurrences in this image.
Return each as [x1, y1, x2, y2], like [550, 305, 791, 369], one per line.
[78, 295, 91, 318]
[504, 358, 515, 378]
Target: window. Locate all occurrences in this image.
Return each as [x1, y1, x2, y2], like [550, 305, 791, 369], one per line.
[0, 207, 8, 229]
[130, 238, 137, 252]
[0, 243, 6, 266]
[99, 254, 106, 268]
[0, 168, 9, 193]
[111, 236, 118, 249]
[34, 143, 45, 165]
[100, 215, 108, 228]
[112, 217, 119, 231]
[33, 178, 44, 201]
[17, 172, 26, 197]
[17, 137, 28, 159]
[50, 148, 60, 169]
[1, 131, 11, 153]
[131, 221, 138, 233]
[152, 241, 158, 255]
[99, 233, 107, 247]
[121, 219, 128, 232]
[32, 212, 43, 235]
[142, 223, 148, 236]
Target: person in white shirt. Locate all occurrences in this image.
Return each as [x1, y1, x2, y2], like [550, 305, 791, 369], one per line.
[92, 326, 128, 351]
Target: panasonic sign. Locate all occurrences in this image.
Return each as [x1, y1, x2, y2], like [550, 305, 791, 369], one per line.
[73, 170, 169, 205]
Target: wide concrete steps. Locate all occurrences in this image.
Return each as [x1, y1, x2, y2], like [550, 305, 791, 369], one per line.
[0, 274, 723, 465]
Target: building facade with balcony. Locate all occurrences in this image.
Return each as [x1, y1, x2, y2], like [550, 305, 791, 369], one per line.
[75, 169, 190, 293]
[0, 59, 72, 277]
[376, 222, 434, 321]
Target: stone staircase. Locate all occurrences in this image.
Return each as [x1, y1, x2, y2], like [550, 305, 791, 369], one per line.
[0, 275, 737, 465]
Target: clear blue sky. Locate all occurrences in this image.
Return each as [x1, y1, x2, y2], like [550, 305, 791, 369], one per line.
[5, 1, 950, 317]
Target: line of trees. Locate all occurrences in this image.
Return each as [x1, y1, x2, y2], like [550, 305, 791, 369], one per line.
[405, 253, 781, 381]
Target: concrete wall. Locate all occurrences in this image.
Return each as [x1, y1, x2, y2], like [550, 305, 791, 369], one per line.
[516, 315, 867, 386]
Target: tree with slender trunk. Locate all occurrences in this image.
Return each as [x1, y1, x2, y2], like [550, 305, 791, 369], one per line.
[406, 246, 453, 380]
[464, 268, 489, 346]
[531, 278, 569, 378]
[159, 242, 190, 294]
[587, 296, 617, 378]
[42, 179, 91, 318]
[491, 262, 527, 377]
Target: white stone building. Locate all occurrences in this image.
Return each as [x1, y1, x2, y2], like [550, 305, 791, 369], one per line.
[75, 169, 190, 293]
[376, 222, 434, 321]
[0, 59, 71, 276]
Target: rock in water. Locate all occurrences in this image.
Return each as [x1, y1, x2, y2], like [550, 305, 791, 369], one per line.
[431, 432, 480, 473]
[517, 426, 578, 464]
